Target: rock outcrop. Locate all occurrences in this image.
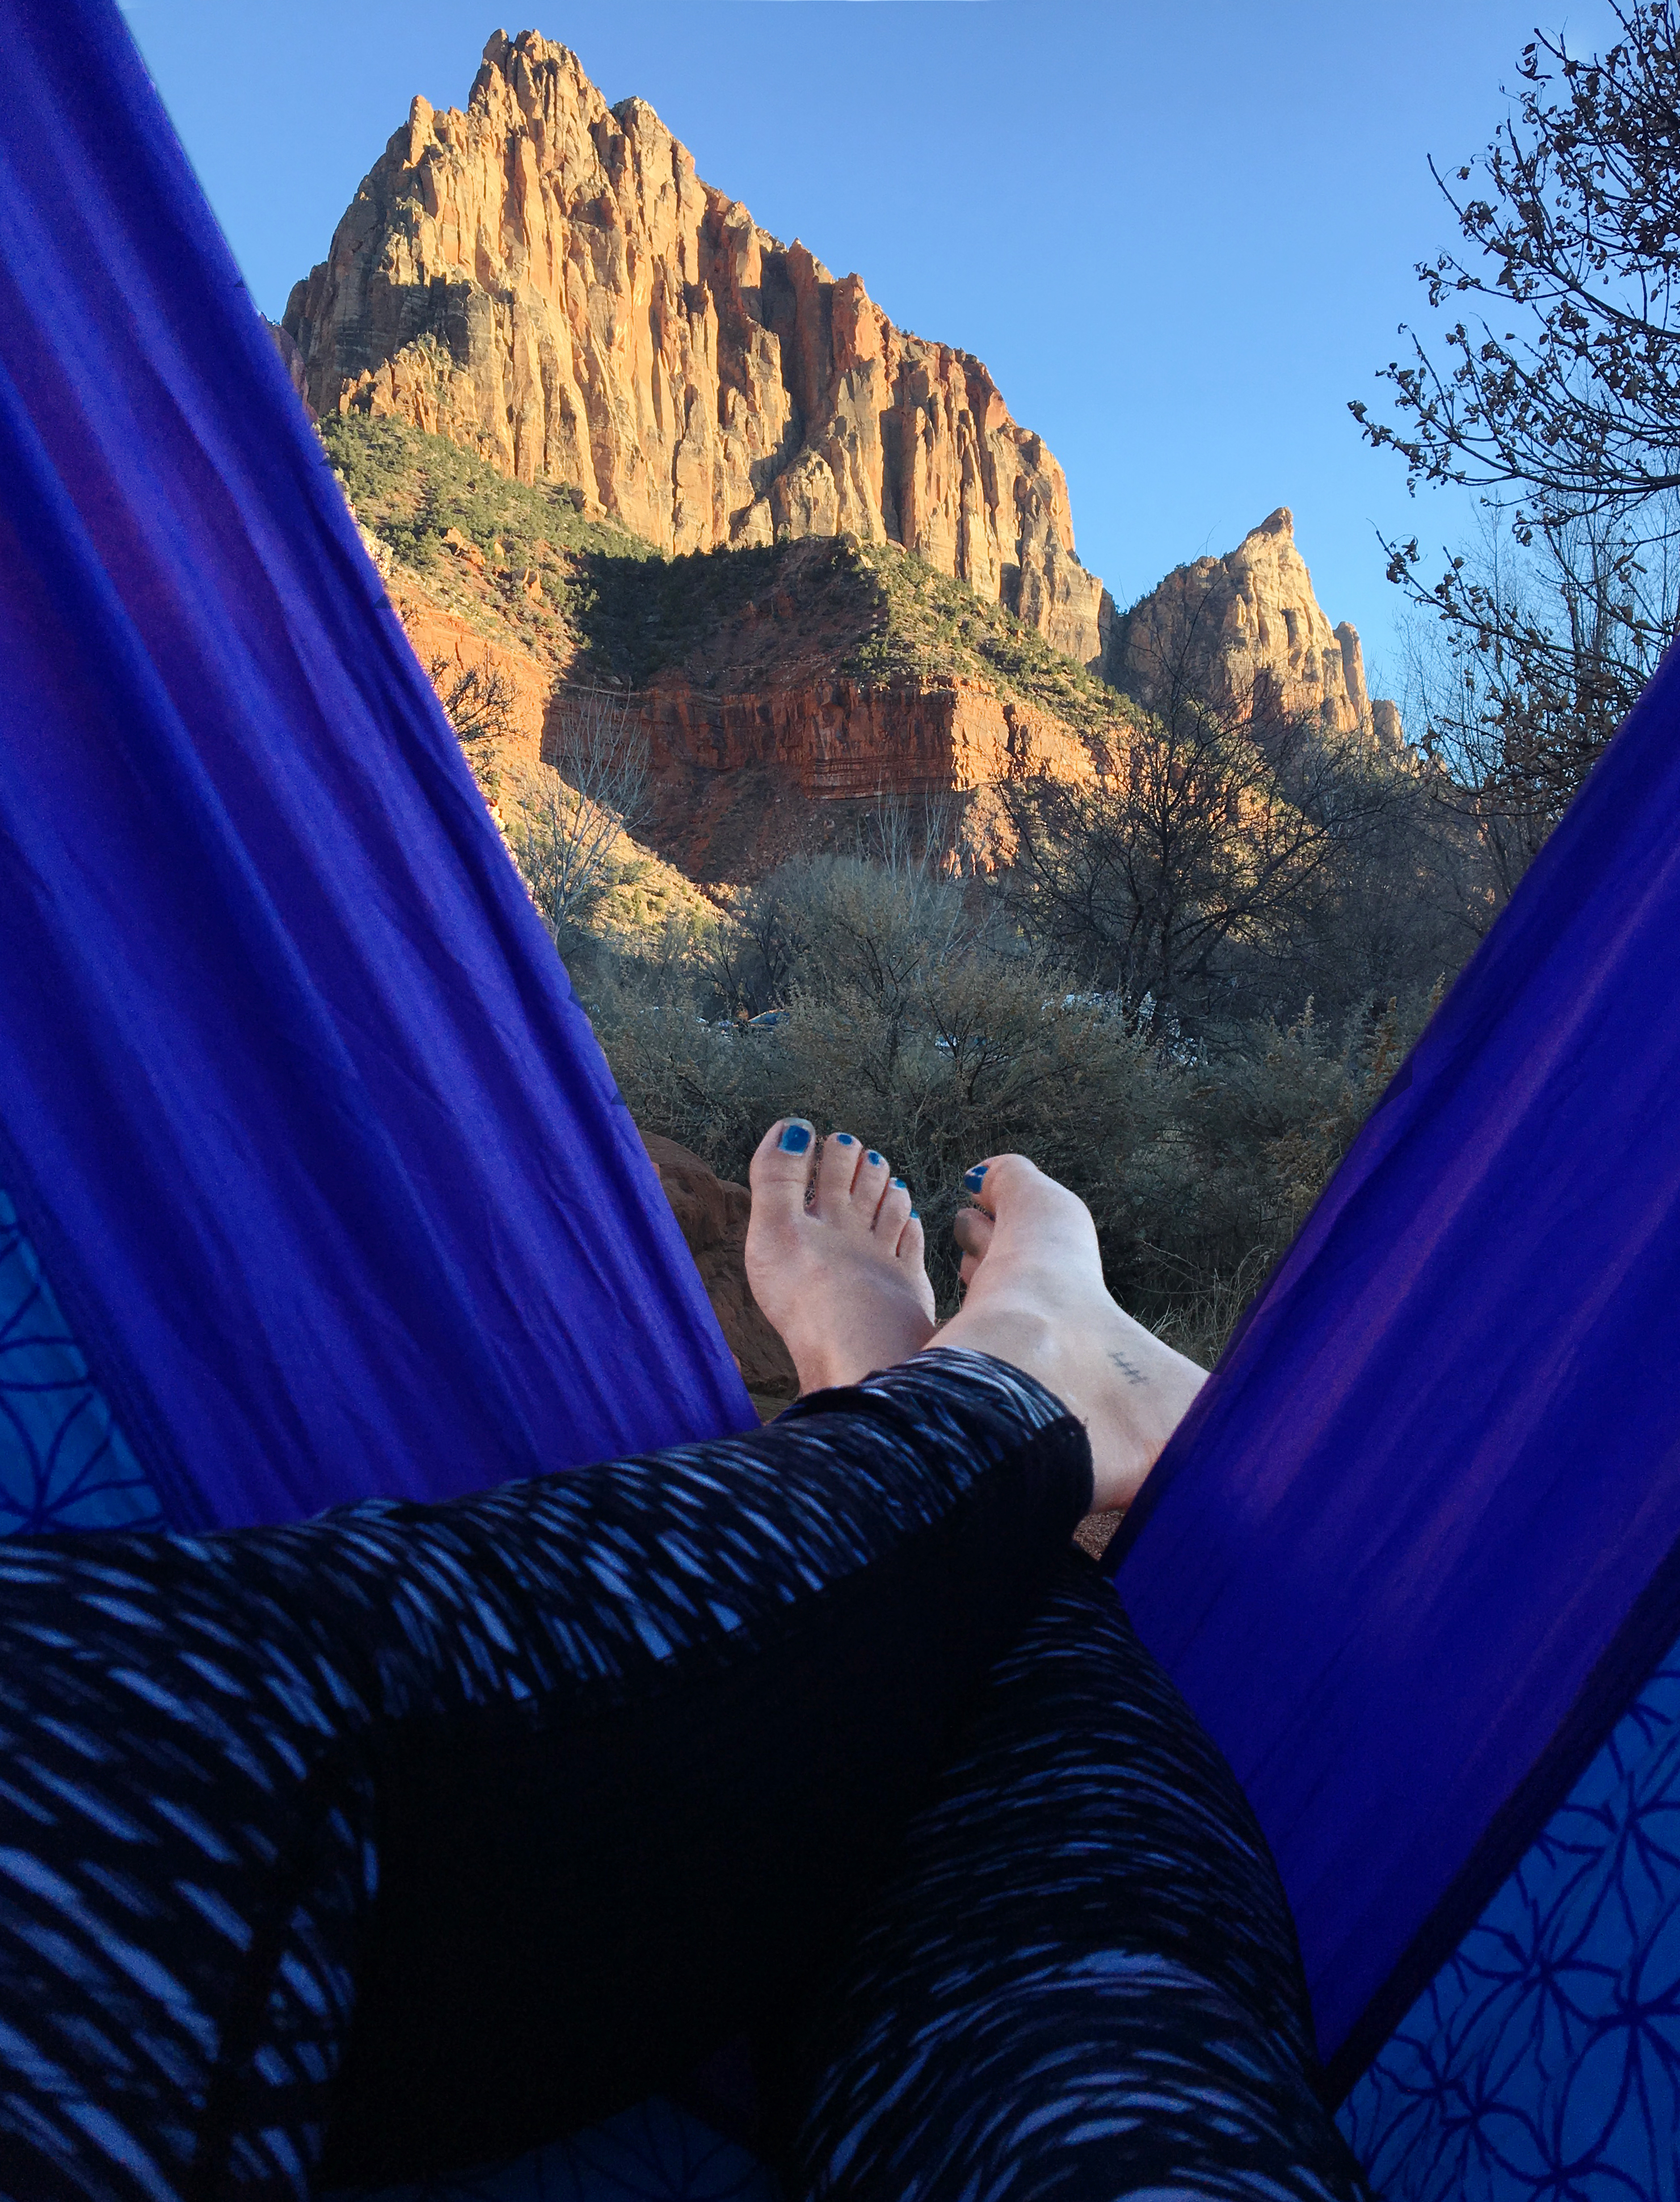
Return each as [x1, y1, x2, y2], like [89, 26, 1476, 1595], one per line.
[1113, 509, 1402, 749]
[284, 30, 1110, 667]
[348, 435, 1124, 879]
[642, 672, 1097, 879]
[395, 546, 1083, 879]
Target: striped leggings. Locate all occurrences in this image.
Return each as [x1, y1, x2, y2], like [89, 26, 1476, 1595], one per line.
[0, 1349, 1374, 2200]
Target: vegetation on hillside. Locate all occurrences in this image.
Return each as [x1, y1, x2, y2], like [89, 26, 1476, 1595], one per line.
[841, 541, 1131, 736]
[321, 415, 1138, 739]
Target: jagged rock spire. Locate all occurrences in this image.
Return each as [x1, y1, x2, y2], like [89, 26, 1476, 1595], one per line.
[284, 30, 1111, 667]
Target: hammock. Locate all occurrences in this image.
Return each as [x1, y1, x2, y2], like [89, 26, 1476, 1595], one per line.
[0, 0, 754, 1538]
[3, 3, 1677, 2198]
[1110, 603, 1680, 2192]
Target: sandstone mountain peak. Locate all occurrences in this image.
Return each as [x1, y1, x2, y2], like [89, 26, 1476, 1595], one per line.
[283, 27, 1109, 666]
[1114, 510, 1402, 750]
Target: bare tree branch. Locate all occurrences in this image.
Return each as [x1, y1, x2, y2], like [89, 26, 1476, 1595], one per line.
[1353, 1, 1680, 824]
[507, 688, 650, 938]
[1007, 602, 1403, 1012]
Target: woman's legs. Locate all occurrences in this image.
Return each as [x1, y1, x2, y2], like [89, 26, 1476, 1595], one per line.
[1, 1119, 1369, 2200]
[748, 1133, 1371, 2197]
[783, 1553, 1375, 2200]
[0, 1349, 1090, 2200]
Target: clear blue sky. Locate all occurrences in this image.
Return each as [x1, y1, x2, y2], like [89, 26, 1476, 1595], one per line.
[123, 0, 1619, 697]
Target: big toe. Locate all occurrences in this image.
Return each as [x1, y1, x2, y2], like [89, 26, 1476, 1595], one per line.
[953, 1203, 994, 1287]
[964, 1153, 1101, 1262]
[749, 1118, 817, 1230]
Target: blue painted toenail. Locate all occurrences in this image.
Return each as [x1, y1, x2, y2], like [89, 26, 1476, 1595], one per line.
[891, 1176, 906, 1189]
[962, 1164, 988, 1193]
[777, 1122, 812, 1153]
[910, 1209, 921, 1220]
[866, 1150, 883, 1167]
[834, 1132, 856, 1145]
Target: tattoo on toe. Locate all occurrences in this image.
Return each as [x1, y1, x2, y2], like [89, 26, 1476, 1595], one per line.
[1109, 1350, 1148, 1386]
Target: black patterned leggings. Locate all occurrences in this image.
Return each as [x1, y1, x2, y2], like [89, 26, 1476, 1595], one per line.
[0, 1349, 1374, 2201]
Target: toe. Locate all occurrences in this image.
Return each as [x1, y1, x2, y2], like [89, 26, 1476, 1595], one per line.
[749, 1118, 818, 1219]
[953, 1204, 994, 1286]
[961, 1153, 1042, 1218]
[895, 1210, 937, 1319]
[875, 1172, 912, 1238]
[813, 1129, 864, 1216]
[854, 1145, 893, 1225]
[963, 1152, 1102, 1262]
[959, 1156, 1005, 1215]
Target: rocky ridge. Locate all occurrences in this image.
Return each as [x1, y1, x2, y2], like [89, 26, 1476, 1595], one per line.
[285, 30, 1110, 666]
[329, 415, 1403, 880]
[1113, 508, 1403, 750]
[327, 414, 1134, 879]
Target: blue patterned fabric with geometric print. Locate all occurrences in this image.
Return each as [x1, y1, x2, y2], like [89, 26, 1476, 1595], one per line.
[1338, 1630, 1680, 2199]
[0, 1174, 768, 2202]
[0, 1182, 162, 1535]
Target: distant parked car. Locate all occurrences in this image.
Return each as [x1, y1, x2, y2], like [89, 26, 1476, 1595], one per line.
[744, 1009, 789, 1033]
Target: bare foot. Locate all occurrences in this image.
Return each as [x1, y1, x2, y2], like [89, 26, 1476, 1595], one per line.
[746, 1119, 936, 1393]
[938, 1155, 1206, 1515]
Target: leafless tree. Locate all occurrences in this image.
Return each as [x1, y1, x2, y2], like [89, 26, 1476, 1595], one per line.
[508, 687, 650, 937]
[692, 879, 812, 1021]
[429, 654, 516, 803]
[858, 788, 958, 879]
[1008, 613, 1401, 1014]
[1353, 1, 1680, 818]
[429, 655, 517, 748]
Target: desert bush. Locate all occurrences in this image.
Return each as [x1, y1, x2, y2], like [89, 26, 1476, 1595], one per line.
[1109, 987, 1441, 1355]
[590, 854, 1445, 1361]
[596, 857, 1162, 1304]
[590, 850, 1441, 1350]
[429, 654, 515, 807]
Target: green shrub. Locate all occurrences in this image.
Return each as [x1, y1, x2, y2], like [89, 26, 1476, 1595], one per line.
[588, 854, 1438, 1353]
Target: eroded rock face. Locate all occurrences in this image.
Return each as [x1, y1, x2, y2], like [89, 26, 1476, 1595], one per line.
[642, 674, 1097, 878]
[1114, 508, 1402, 748]
[284, 30, 1109, 666]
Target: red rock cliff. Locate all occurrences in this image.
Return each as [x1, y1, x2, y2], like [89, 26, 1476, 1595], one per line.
[283, 30, 1110, 667]
[642, 673, 1100, 880]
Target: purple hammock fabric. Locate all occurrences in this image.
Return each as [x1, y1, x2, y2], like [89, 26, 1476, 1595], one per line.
[0, 0, 755, 1533]
[1114, 634, 1680, 2090]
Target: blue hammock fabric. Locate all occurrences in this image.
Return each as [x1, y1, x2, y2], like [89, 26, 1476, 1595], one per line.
[0, 0, 754, 1536]
[1113, 622, 1680, 2094]
[1339, 1620, 1680, 2198]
